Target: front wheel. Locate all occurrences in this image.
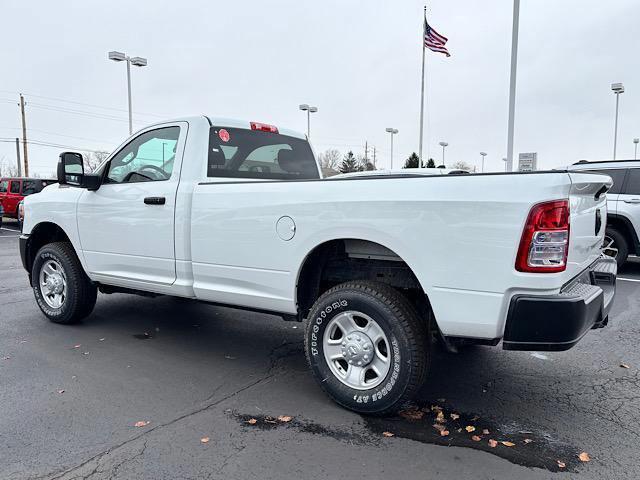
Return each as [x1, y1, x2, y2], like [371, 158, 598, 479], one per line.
[32, 242, 97, 324]
[304, 281, 429, 415]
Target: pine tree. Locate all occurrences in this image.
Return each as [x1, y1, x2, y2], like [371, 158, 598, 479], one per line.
[426, 158, 436, 168]
[339, 151, 361, 173]
[403, 152, 420, 168]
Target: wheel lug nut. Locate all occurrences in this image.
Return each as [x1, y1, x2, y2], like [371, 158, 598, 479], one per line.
[357, 361, 362, 366]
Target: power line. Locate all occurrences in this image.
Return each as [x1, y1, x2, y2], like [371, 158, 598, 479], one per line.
[0, 89, 166, 119]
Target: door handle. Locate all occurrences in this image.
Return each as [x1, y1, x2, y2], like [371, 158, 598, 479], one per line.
[623, 198, 640, 204]
[144, 196, 166, 205]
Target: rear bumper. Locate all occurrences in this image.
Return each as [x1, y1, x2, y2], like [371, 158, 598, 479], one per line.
[502, 257, 616, 351]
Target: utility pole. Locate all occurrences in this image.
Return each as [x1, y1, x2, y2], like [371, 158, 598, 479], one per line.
[20, 94, 29, 176]
[364, 141, 369, 162]
[373, 146, 377, 168]
[15, 138, 22, 176]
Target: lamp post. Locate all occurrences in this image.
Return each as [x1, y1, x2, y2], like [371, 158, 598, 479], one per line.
[634, 138, 639, 160]
[108, 51, 148, 135]
[611, 83, 625, 160]
[385, 128, 399, 169]
[503, 157, 508, 172]
[480, 152, 487, 172]
[438, 141, 448, 167]
[299, 104, 318, 138]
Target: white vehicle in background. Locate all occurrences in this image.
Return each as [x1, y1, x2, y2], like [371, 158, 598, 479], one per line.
[570, 160, 640, 267]
[19, 115, 616, 414]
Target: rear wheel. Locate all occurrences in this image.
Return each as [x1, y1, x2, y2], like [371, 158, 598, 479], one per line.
[304, 281, 428, 415]
[32, 242, 97, 324]
[603, 228, 628, 268]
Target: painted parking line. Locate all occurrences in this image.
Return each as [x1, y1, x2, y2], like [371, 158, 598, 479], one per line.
[618, 277, 640, 283]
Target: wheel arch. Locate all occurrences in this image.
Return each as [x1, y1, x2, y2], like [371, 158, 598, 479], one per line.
[295, 238, 436, 332]
[23, 222, 76, 277]
[608, 213, 639, 255]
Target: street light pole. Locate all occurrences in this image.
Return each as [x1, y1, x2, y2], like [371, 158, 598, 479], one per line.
[438, 141, 448, 167]
[108, 51, 148, 135]
[634, 138, 639, 160]
[480, 152, 487, 173]
[385, 128, 399, 169]
[611, 83, 624, 160]
[299, 104, 318, 138]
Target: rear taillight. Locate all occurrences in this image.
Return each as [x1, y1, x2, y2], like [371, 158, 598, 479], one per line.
[515, 200, 570, 273]
[250, 122, 278, 133]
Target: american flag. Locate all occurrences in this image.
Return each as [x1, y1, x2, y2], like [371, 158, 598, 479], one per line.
[424, 20, 450, 57]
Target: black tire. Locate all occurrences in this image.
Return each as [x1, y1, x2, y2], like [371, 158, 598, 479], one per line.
[31, 242, 97, 324]
[604, 228, 628, 268]
[304, 281, 429, 415]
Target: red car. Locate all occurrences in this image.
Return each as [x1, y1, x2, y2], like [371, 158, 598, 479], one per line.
[0, 177, 56, 218]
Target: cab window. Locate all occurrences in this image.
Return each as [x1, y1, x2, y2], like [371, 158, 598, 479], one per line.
[623, 169, 640, 195]
[22, 180, 39, 196]
[9, 181, 20, 194]
[586, 169, 627, 195]
[207, 127, 319, 180]
[106, 127, 180, 184]
[0, 180, 7, 193]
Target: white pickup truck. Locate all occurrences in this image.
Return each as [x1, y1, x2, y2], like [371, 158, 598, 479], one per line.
[20, 116, 617, 414]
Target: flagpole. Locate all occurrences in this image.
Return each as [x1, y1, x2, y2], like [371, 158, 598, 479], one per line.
[506, 0, 520, 172]
[418, 6, 426, 168]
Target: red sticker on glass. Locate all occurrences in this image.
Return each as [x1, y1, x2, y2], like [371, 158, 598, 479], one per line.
[218, 129, 230, 142]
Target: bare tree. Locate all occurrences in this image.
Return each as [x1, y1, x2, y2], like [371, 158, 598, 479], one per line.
[318, 149, 341, 170]
[83, 150, 110, 172]
[451, 161, 473, 171]
[0, 156, 19, 177]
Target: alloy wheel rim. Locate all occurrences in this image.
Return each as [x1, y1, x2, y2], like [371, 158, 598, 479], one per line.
[39, 259, 67, 309]
[323, 311, 391, 390]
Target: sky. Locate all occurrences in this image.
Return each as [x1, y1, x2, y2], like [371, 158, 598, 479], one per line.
[0, 0, 638, 176]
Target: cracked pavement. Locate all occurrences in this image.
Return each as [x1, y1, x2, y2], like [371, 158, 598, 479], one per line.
[1, 221, 640, 479]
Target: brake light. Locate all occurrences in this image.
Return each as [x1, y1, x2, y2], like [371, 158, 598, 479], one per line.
[515, 200, 570, 273]
[250, 122, 278, 133]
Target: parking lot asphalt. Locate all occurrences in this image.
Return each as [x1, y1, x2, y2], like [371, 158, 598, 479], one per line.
[1, 218, 639, 480]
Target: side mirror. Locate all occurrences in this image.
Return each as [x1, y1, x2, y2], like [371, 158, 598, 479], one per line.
[57, 152, 101, 191]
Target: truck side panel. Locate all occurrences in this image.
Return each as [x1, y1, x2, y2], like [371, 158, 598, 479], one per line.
[190, 173, 582, 339]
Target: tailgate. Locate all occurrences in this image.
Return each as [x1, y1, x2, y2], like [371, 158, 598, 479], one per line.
[566, 172, 613, 279]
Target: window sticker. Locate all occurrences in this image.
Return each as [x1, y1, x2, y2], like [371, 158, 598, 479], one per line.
[218, 129, 230, 143]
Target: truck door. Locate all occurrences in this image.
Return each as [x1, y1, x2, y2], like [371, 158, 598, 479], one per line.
[6, 179, 21, 217]
[76, 123, 187, 285]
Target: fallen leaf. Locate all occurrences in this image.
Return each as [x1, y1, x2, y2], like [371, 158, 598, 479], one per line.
[247, 418, 257, 425]
[471, 415, 480, 421]
[57, 389, 65, 394]
[437, 398, 446, 402]
[200, 437, 210, 444]
[430, 405, 443, 413]
[382, 431, 394, 437]
[501, 441, 516, 447]
[620, 364, 630, 369]
[488, 439, 498, 448]
[399, 408, 424, 420]
[73, 345, 81, 349]
[482, 429, 490, 435]
[440, 429, 450, 437]
[578, 452, 591, 462]
[436, 411, 446, 423]
[82, 352, 89, 355]
[3, 356, 10, 360]
[134, 421, 150, 427]
[450, 413, 460, 420]
[465, 426, 476, 433]
[471, 435, 481, 442]
[432, 423, 445, 432]
[557, 460, 566, 469]
[523, 438, 533, 444]
[277, 415, 292, 423]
